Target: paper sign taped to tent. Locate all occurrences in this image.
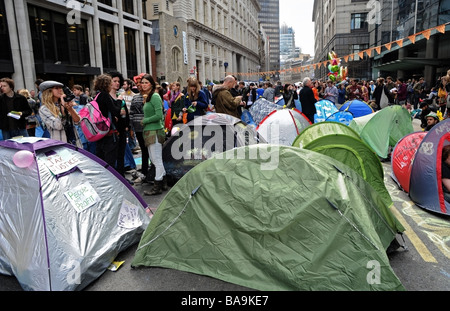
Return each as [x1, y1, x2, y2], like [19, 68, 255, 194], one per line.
[64, 182, 101, 213]
[41, 149, 80, 175]
[117, 199, 142, 229]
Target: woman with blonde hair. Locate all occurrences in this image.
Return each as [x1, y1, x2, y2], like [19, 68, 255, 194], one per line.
[17, 88, 39, 136]
[38, 80, 81, 146]
[182, 77, 208, 122]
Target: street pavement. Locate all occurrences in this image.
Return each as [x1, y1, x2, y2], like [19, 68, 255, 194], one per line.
[1, 117, 449, 294]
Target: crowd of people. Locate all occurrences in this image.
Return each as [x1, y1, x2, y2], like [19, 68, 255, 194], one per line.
[0, 73, 251, 196]
[1, 68, 450, 195]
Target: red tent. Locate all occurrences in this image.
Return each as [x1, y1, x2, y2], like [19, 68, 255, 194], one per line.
[391, 131, 426, 193]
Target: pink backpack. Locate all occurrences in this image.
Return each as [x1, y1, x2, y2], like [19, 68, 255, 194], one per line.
[78, 93, 111, 142]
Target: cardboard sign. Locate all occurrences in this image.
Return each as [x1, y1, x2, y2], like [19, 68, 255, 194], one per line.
[43, 149, 80, 175]
[64, 182, 101, 213]
[117, 199, 142, 229]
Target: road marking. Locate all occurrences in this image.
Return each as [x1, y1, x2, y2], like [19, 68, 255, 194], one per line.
[390, 204, 438, 263]
[401, 201, 450, 260]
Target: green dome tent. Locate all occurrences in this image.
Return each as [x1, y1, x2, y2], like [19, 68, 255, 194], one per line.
[292, 121, 361, 148]
[349, 106, 414, 159]
[132, 145, 404, 291]
[292, 122, 402, 233]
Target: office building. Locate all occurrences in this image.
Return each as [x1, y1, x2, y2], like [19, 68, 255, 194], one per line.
[258, 0, 280, 74]
[371, 0, 450, 84]
[1, 0, 153, 92]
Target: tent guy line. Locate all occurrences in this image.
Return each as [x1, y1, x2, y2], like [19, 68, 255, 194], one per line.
[136, 185, 201, 251]
[390, 202, 437, 263]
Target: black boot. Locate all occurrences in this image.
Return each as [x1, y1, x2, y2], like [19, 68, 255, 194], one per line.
[161, 175, 168, 191]
[144, 180, 162, 196]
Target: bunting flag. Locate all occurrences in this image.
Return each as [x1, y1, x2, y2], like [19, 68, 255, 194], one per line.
[436, 24, 446, 34]
[230, 22, 449, 77]
[422, 29, 431, 40]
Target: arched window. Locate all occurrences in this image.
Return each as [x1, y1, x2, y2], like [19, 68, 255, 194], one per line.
[172, 47, 181, 72]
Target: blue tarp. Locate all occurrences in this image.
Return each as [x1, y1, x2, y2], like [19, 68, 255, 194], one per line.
[314, 99, 338, 123]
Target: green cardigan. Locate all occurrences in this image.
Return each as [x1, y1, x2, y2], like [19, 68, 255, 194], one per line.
[142, 93, 164, 131]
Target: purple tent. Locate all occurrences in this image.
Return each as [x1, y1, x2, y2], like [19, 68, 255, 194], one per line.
[409, 119, 450, 216]
[0, 137, 150, 290]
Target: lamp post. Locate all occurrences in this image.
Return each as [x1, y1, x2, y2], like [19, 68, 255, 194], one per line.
[256, 65, 261, 81]
[224, 62, 228, 77]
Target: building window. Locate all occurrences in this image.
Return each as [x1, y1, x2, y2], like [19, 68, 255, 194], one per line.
[0, 0, 12, 62]
[153, 4, 159, 15]
[28, 5, 89, 66]
[172, 47, 181, 72]
[124, 27, 137, 78]
[98, 0, 113, 6]
[351, 44, 368, 60]
[351, 13, 368, 30]
[100, 21, 116, 71]
[166, 0, 170, 11]
[123, 0, 134, 14]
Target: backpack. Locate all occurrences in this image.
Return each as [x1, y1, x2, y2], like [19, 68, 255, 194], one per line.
[78, 93, 111, 142]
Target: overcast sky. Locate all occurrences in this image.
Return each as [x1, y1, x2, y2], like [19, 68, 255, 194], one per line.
[279, 0, 315, 55]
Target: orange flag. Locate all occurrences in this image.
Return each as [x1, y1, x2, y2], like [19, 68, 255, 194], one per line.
[408, 35, 416, 44]
[365, 49, 372, 58]
[358, 51, 364, 59]
[423, 29, 431, 40]
[375, 46, 381, 55]
[396, 39, 403, 47]
[385, 43, 392, 50]
[436, 24, 446, 34]
[343, 55, 349, 62]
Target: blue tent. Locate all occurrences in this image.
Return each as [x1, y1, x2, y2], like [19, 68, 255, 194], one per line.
[325, 110, 354, 125]
[340, 99, 373, 118]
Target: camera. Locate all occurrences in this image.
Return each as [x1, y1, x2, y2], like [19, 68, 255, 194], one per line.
[63, 86, 76, 102]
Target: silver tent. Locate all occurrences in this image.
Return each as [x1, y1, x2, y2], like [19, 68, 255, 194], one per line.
[0, 137, 150, 290]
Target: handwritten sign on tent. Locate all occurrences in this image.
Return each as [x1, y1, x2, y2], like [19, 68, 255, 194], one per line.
[42, 149, 80, 176]
[64, 182, 101, 213]
[117, 199, 143, 229]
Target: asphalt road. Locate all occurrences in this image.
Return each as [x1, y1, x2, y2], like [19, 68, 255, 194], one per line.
[1, 118, 449, 295]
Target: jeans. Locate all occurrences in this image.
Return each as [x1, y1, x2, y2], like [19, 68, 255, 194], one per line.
[1, 129, 29, 140]
[136, 131, 149, 175]
[83, 141, 97, 155]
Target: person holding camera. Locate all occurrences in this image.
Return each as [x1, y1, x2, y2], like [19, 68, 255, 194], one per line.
[38, 80, 81, 146]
